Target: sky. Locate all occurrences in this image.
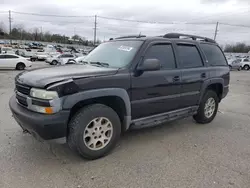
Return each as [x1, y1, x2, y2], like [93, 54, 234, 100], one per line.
[0, 0, 250, 44]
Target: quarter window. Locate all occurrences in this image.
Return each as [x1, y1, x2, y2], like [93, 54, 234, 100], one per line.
[200, 43, 227, 66]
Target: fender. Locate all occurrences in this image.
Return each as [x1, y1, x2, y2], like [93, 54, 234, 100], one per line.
[62, 88, 131, 130]
[199, 78, 224, 103]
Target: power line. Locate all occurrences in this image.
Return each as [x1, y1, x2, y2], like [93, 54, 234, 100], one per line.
[220, 23, 250, 28]
[14, 18, 93, 24]
[98, 15, 215, 25]
[188, 7, 250, 22]
[12, 11, 94, 18]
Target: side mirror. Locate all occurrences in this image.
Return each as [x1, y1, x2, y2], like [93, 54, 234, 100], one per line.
[137, 59, 161, 71]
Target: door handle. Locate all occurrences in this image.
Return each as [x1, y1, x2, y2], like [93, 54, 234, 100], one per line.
[201, 73, 206, 78]
[173, 76, 180, 82]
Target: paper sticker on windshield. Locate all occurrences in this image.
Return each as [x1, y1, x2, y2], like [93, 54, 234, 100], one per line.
[118, 46, 133, 52]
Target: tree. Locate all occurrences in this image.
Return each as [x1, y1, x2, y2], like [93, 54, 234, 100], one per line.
[224, 43, 250, 53]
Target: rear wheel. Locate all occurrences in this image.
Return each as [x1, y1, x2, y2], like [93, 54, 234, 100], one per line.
[67, 104, 121, 160]
[243, 65, 250, 70]
[193, 90, 219, 124]
[16, 63, 25, 70]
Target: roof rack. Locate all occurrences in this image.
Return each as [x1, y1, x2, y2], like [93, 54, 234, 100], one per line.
[110, 34, 146, 40]
[163, 33, 216, 43]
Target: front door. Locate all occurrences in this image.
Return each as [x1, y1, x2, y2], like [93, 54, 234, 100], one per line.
[131, 43, 182, 119]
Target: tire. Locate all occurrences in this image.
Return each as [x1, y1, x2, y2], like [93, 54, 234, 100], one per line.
[16, 63, 25, 70]
[238, 67, 241, 71]
[51, 60, 58, 65]
[193, 90, 219, 124]
[67, 104, 121, 160]
[31, 58, 36, 62]
[243, 65, 250, 70]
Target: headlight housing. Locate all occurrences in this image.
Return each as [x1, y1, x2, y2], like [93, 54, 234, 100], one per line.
[30, 88, 58, 100]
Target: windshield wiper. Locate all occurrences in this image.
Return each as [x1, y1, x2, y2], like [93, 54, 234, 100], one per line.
[90, 61, 109, 67]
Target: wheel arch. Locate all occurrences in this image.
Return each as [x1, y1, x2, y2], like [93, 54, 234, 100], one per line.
[200, 79, 224, 103]
[63, 88, 131, 132]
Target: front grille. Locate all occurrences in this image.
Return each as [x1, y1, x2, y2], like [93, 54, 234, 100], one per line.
[16, 83, 31, 95]
[16, 93, 28, 107]
[15, 82, 30, 108]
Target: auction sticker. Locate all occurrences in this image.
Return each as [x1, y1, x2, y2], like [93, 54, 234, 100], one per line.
[118, 46, 133, 52]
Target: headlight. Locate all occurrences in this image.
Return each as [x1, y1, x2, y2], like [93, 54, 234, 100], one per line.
[30, 88, 58, 100]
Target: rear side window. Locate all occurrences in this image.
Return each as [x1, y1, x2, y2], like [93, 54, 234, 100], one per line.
[200, 44, 227, 66]
[243, 59, 249, 62]
[4, 55, 18, 59]
[177, 45, 203, 68]
[145, 44, 176, 69]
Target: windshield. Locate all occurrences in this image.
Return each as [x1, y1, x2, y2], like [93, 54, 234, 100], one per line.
[84, 40, 143, 68]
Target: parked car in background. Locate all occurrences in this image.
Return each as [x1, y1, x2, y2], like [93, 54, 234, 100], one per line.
[45, 54, 75, 65]
[228, 59, 241, 71]
[240, 58, 250, 70]
[16, 49, 35, 58]
[35, 52, 48, 61]
[67, 55, 87, 64]
[0, 54, 32, 70]
[0, 47, 15, 54]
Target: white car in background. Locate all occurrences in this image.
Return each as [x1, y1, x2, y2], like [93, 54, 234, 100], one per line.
[0, 54, 32, 70]
[0, 47, 15, 54]
[67, 55, 87, 64]
[45, 54, 75, 65]
[240, 58, 250, 70]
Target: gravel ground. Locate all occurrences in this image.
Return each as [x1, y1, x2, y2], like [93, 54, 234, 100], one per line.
[0, 62, 250, 188]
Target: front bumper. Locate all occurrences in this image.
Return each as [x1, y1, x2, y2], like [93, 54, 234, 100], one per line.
[9, 95, 70, 140]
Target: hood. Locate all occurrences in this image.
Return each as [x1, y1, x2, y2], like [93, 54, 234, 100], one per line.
[16, 64, 118, 88]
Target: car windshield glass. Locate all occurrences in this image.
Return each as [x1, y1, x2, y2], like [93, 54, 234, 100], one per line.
[83, 40, 143, 68]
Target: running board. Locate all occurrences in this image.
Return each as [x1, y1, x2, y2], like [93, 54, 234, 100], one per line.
[130, 106, 198, 129]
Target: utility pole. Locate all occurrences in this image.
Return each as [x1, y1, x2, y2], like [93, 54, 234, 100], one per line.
[40, 27, 43, 41]
[8, 10, 12, 44]
[93, 15, 97, 45]
[214, 22, 219, 41]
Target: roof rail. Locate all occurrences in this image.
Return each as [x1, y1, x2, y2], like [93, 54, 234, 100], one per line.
[114, 34, 146, 40]
[163, 33, 216, 43]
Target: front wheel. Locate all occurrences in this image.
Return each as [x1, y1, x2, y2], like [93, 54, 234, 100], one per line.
[193, 90, 219, 124]
[67, 104, 121, 160]
[51, 60, 58, 65]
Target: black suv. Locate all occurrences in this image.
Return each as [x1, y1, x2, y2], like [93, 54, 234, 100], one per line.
[9, 33, 230, 159]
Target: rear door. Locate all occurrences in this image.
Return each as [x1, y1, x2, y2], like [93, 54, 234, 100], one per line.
[0, 54, 19, 68]
[131, 42, 182, 119]
[175, 43, 207, 108]
[0, 54, 8, 68]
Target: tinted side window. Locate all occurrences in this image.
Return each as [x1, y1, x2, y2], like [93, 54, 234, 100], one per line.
[177, 45, 203, 68]
[145, 44, 176, 69]
[243, 59, 249, 62]
[4, 55, 18, 59]
[60, 54, 66, 58]
[200, 44, 227, 66]
[0, 55, 5, 59]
